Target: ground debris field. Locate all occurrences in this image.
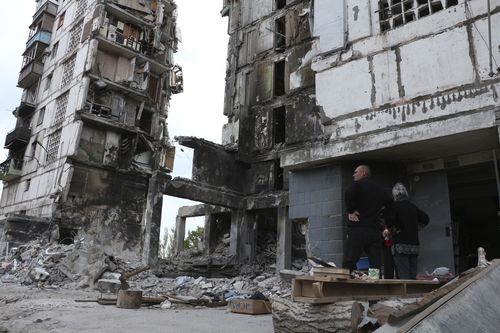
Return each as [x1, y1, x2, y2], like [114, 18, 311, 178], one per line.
[0, 284, 273, 333]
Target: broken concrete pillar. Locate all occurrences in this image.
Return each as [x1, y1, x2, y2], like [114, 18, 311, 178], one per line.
[203, 215, 212, 254]
[141, 171, 169, 267]
[276, 206, 291, 272]
[174, 216, 186, 254]
[230, 210, 253, 262]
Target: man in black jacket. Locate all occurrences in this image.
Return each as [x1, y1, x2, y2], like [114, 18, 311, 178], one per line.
[343, 165, 393, 273]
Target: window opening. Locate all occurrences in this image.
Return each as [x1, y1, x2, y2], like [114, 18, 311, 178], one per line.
[275, 16, 286, 51]
[274, 159, 284, 190]
[58, 11, 66, 30]
[276, 0, 286, 10]
[37, 107, 45, 126]
[274, 60, 286, 97]
[51, 42, 59, 59]
[273, 106, 286, 145]
[379, 0, 459, 32]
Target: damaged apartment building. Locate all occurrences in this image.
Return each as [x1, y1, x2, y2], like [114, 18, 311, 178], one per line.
[0, 0, 182, 264]
[168, 0, 500, 275]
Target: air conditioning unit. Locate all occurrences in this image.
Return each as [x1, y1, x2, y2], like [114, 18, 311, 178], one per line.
[107, 32, 117, 42]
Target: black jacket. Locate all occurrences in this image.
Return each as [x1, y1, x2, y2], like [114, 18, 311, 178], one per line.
[386, 200, 429, 245]
[345, 179, 393, 229]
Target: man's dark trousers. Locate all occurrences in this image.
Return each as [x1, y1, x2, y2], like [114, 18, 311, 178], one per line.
[343, 227, 382, 272]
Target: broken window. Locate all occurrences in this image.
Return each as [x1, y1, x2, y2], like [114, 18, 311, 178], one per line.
[46, 130, 62, 163]
[25, 179, 31, 192]
[274, 60, 286, 97]
[51, 42, 59, 60]
[53, 92, 69, 127]
[37, 107, 45, 126]
[379, 0, 459, 32]
[61, 55, 76, 87]
[67, 22, 83, 54]
[274, 16, 286, 51]
[44, 73, 53, 91]
[276, 0, 286, 10]
[273, 106, 286, 145]
[57, 11, 65, 30]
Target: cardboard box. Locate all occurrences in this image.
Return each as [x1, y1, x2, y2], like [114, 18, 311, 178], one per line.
[229, 299, 272, 315]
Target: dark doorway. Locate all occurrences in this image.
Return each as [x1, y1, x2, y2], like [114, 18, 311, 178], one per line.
[253, 208, 278, 268]
[448, 162, 500, 273]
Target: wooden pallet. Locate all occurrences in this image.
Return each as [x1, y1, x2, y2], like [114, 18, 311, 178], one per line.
[292, 276, 441, 304]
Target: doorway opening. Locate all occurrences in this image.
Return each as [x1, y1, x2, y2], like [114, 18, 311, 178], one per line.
[448, 162, 500, 273]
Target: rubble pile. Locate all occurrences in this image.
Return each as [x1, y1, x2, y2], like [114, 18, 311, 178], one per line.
[0, 234, 142, 288]
[0, 240, 73, 286]
[118, 269, 293, 308]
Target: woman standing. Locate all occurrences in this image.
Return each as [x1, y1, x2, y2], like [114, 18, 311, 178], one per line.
[384, 183, 429, 279]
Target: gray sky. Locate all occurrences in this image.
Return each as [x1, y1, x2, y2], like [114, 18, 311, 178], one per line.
[0, 1, 228, 242]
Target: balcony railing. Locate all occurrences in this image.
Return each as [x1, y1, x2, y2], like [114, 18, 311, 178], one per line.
[0, 158, 23, 182]
[4, 127, 31, 150]
[18, 60, 44, 88]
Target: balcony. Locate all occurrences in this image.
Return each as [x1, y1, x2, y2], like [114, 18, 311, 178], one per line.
[18, 60, 44, 88]
[33, 0, 58, 23]
[26, 30, 51, 51]
[0, 158, 23, 182]
[4, 127, 31, 150]
[17, 90, 37, 117]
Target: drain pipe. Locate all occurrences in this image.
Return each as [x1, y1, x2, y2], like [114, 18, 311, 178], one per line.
[487, 0, 494, 77]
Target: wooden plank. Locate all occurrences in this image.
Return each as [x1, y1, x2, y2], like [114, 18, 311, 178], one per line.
[311, 274, 349, 282]
[312, 267, 350, 275]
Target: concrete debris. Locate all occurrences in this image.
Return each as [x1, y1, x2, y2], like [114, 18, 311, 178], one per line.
[96, 279, 122, 294]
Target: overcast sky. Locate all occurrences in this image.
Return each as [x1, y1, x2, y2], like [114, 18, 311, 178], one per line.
[0, 1, 228, 243]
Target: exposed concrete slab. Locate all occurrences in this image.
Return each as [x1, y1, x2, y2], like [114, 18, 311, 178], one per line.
[177, 204, 230, 218]
[281, 110, 497, 169]
[164, 178, 244, 209]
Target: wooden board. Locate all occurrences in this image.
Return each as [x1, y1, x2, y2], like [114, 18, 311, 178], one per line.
[311, 267, 350, 275]
[292, 277, 441, 304]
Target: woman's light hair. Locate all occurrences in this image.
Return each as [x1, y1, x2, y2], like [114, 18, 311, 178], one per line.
[392, 182, 409, 201]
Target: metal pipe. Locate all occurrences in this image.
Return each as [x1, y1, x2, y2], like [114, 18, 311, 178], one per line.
[487, 0, 494, 77]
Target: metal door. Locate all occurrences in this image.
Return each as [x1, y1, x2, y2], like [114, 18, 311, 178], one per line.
[411, 171, 455, 275]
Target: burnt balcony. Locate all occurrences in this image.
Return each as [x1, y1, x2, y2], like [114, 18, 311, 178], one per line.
[18, 60, 44, 89]
[4, 127, 31, 150]
[17, 102, 36, 118]
[0, 158, 23, 182]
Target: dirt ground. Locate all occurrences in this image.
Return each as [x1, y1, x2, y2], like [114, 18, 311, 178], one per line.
[0, 284, 274, 333]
